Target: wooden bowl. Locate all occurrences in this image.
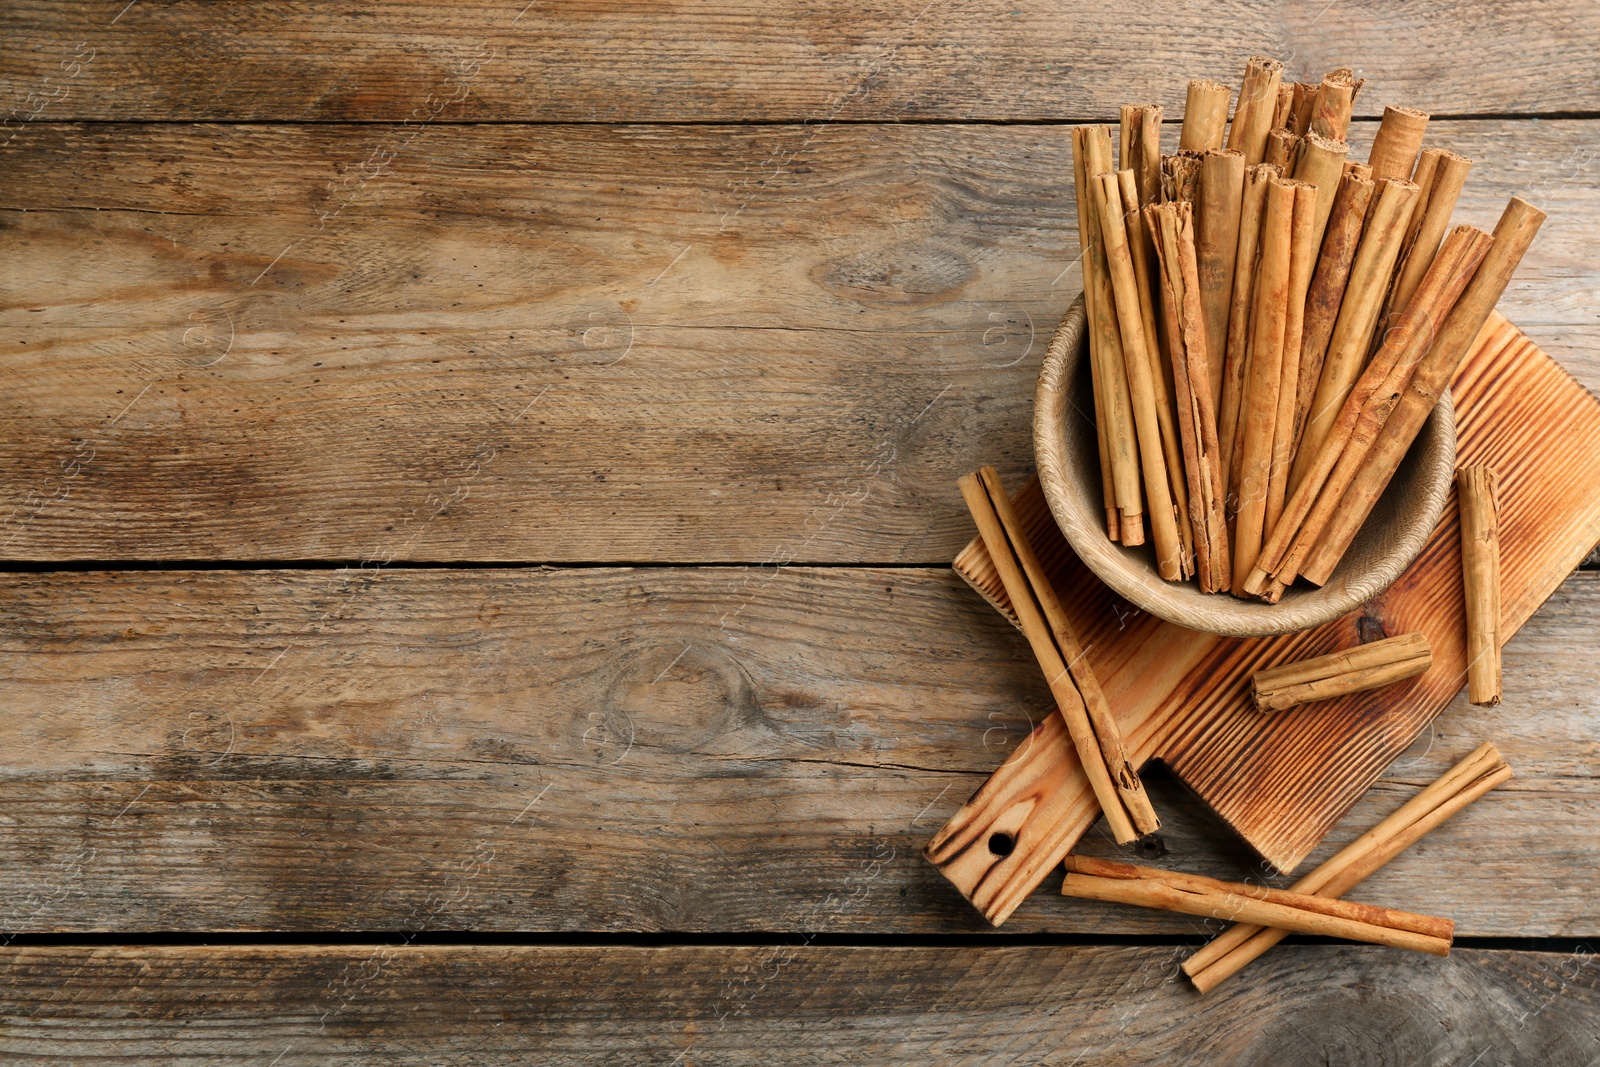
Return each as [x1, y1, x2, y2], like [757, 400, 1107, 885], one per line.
[1034, 295, 1456, 637]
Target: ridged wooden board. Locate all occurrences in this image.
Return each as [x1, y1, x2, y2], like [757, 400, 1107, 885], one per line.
[1, 944, 1596, 1064]
[5, 0, 1600, 122]
[928, 312, 1600, 925]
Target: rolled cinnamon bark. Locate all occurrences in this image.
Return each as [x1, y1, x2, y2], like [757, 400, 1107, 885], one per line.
[1289, 176, 1419, 491]
[1226, 55, 1284, 165]
[1300, 197, 1546, 585]
[1185, 742, 1510, 992]
[1264, 126, 1301, 171]
[1309, 68, 1363, 141]
[1230, 178, 1296, 593]
[1217, 163, 1280, 489]
[1118, 169, 1195, 577]
[1247, 224, 1493, 595]
[1290, 163, 1375, 469]
[1181, 79, 1232, 152]
[1078, 126, 1146, 543]
[1368, 105, 1430, 181]
[1252, 632, 1432, 710]
[1458, 465, 1503, 706]
[1120, 104, 1164, 211]
[1289, 81, 1318, 136]
[1291, 133, 1351, 252]
[1196, 149, 1246, 405]
[1072, 130, 1120, 539]
[1099, 171, 1185, 579]
[1162, 151, 1204, 203]
[1268, 182, 1321, 533]
[1387, 150, 1474, 325]
[1149, 201, 1231, 593]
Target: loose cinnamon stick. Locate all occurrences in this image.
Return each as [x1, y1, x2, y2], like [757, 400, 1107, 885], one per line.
[1458, 465, 1503, 706]
[1368, 105, 1430, 182]
[1072, 132, 1120, 540]
[1246, 224, 1494, 595]
[1062, 855, 1452, 956]
[1117, 169, 1195, 577]
[1196, 149, 1245, 406]
[1300, 197, 1546, 585]
[1263, 126, 1300, 171]
[1226, 55, 1285, 166]
[978, 466, 1162, 834]
[1291, 132, 1351, 252]
[1308, 68, 1363, 141]
[1181, 79, 1232, 152]
[1386, 150, 1474, 327]
[1149, 201, 1231, 593]
[1267, 182, 1321, 533]
[957, 471, 1141, 844]
[1120, 104, 1164, 212]
[1076, 126, 1146, 543]
[1185, 742, 1512, 992]
[1217, 163, 1280, 487]
[1252, 632, 1432, 711]
[1289, 176, 1419, 490]
[1230, 178, 1296, 593]
[1290, 163, 1375, 465]
[1099, 171, 1184, 579]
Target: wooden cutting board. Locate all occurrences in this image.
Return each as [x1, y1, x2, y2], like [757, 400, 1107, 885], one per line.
[925, 312, 1600, 927]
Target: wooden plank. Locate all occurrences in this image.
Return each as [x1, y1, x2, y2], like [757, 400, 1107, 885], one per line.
[1, 564, 1597, 936]
[2, 119, 1596, 562]
[930, 313, 1600, 922]
[1, 944, 1597, 1063]
[4, 1, 1600, 122]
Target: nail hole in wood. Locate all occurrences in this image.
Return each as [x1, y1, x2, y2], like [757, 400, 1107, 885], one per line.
[988, 832, 1015, 857]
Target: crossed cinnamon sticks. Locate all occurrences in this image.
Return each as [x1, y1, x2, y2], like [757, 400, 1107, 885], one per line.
[1060, 742, 1513, 991]
[957, 466, 1159, 843]
[1074, 56, 1546, 598]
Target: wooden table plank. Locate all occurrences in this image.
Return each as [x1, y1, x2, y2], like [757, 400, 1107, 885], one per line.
[4, 1, 1599, 122]
[1, 943, 1596, 1064]
[2, 119, 1595, 561]
[2, 566, 1595, 936]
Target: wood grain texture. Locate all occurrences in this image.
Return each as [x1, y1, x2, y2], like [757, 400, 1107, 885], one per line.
[1, 562, 1598, 937]
[933, 315, 1600, 920]
[4, 1, 1600, 122]
[1, 120, 1596, 562]
[1, 944, 1597, 1065]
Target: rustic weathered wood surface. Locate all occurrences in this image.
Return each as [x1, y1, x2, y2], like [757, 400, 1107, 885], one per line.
[4, 0, 1600, 1059]
[1, 120, 1595, 560]
[2, 943, 1598, 1065]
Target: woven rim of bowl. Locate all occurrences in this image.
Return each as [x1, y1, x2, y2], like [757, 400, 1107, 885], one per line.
[1033, 294, 1456, 638]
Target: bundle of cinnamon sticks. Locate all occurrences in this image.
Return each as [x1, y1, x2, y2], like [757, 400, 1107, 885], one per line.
[1075, 58, 1545, 599]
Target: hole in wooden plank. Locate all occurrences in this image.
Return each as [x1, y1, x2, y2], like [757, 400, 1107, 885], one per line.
[987, 832, 1015, 857]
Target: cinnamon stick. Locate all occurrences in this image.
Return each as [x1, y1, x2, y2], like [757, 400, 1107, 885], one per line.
[1263, 126, 1300, 171]
[1308, 68, 1363, 141]
[1267, 182, 1321, 534]
[957, 471, 1142, 844]
[1246, 224, 1494, 595]
[1181, 79, 1232, 152]
[1291, 132, 1351, 252]
[1368, 105, 1430, 182]
[1289, 81, 1318, 136]
[1289, 177, 1419, 490]
[1270, 82, 1295, 132]
[1120, 104, 1164, 212]
[1076, 126, 1146, 543]
[1117, 169, 1194, 577]
[1289, 163, 1375, 466]
[1072, 132, 1120, 540]
[1062, 855, 1451, 956]
[1226, 55, 1285, 166]
[1161, 151, 1204, 204]
[1149, 201, 1231, 593]
[978, 466, 1162, 834]
[1196, 149, 1245, 406]
[1217, 163, 1279, 488]
[1099, 171, 1184, 579]
[1299, 197, 1546, 585]
[1458, 465, 1503, 706]
[1251, 632, 1432, 711]
[1230, 178, 1296, 592]
[1386, 150, 1474, 328]
[1184, 742, 1512, 992]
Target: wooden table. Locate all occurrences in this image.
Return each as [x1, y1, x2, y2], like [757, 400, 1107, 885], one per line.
[3, 3, 1598, 1061]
